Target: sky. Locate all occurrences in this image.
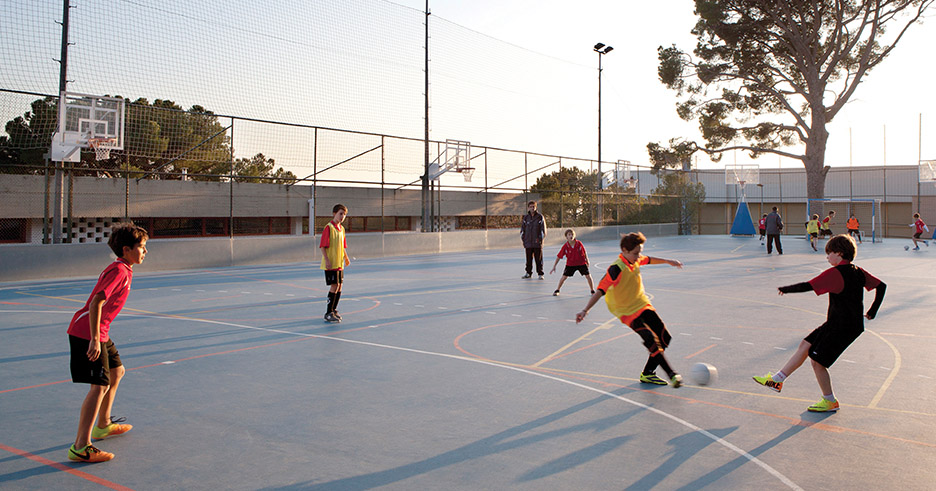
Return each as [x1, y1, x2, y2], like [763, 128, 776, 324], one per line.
[392, 0, 936, 170]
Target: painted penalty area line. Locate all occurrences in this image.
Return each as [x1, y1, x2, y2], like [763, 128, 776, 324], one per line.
[2, 309, 803, 490]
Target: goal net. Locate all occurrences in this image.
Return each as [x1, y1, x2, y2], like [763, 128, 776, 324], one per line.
[807, 198, 883, 243]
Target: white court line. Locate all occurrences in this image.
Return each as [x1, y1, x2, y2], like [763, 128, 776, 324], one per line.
[75, 309, 800, 491]
[774, 347, 788, 351]
[742, 342, 754, 345]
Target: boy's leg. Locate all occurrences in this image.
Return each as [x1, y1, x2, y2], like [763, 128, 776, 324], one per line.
[75, 385, 108, 449]
[534, 248, 544, 276]
[555, 275, 568, 291]
[585, 274, 595, 292]
[524, 248, 533, 276]
[811, 359, 834, 397]
[95, 365, 124, 430]
[779, 339, 811, 376]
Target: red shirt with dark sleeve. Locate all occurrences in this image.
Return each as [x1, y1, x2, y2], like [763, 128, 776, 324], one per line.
[557, 240, 588, 267]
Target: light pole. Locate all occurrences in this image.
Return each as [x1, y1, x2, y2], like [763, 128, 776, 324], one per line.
[594, 42, 612, 225]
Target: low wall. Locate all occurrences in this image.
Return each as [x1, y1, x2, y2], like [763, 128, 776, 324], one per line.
[0, 223, 677, 282]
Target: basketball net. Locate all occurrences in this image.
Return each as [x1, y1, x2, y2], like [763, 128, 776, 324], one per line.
[88, 137, 118, 161]
[461, 167, 475, 182]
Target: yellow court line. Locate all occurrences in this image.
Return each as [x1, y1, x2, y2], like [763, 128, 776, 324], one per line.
[865, 329, 901, 409]
[531, 316, 616, 367]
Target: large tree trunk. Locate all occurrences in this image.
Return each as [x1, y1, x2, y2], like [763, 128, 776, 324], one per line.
[804, 113, 831, 202]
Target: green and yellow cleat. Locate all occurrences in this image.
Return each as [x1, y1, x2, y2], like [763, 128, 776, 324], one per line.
[807, 398, 840, 412]
[639, 373, 668, 385]
[752, 372, 783, 393]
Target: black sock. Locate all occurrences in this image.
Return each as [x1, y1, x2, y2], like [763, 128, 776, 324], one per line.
[643, 356, 659, 375]
[333, 291, 341, 311]
[326, 292, 335, 313]
[656, 355, 676, 379]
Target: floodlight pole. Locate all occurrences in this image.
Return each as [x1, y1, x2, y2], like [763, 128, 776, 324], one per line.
[53, 0, 72, 244]
[594, 43, 612, 225]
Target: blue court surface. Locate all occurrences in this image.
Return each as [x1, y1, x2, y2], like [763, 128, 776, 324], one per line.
[1, 235, 934, 490]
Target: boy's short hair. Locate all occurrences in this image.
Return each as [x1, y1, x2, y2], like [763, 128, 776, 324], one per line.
[772, 206, 778, 212]
[825, 234, 857, 261]
[333, 204, 348, 214]
[527, 200, 537, 206]
[828, 210, 835, 215]
[564, 229, 575, 238]
[913, 213, 920, 219]
[762, 214, 767, 218]
[108, 223, 148, 257]
[620, 232, 646, 252]
[812, 214, 819, 220]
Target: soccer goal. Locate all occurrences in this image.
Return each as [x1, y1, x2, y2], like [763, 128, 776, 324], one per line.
[807, 198, 883, 243]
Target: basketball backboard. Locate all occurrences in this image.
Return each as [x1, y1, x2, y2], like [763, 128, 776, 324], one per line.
[50, 92, 125, 162]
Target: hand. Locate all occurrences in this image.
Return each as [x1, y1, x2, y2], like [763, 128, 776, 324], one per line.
[865, 312, 875, 320]
[575, 310, 588, 323]
[87, 340, 101, 362]
[777, 288, 785, 296]
[345, 256, 351, 266]
[669, 259, 683, 269]
[549, 267, 555, 274]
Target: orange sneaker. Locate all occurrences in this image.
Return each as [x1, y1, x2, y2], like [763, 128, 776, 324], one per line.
[91, 418, 133, 440]
[68, 444, 114, 463]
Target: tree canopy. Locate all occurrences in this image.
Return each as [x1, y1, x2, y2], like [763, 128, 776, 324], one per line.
[0, 96, 295, 183]
[653, 0, 933, 199]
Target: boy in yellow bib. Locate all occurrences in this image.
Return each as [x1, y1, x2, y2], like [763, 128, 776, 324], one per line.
[806, 214, 820, 251]
[576, 232, 685, 387]
[320, 204, 350, 322]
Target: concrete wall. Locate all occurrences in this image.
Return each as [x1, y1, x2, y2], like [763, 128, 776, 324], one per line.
[0, 223, 677, 282]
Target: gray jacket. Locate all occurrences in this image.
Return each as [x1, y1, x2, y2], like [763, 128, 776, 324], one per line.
[765, 211, 783, 234]
[521, 211, 546, 248]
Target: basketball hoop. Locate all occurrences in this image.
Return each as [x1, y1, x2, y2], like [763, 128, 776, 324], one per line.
[461, 167, 475, 182]
[88, 137, 119, 160]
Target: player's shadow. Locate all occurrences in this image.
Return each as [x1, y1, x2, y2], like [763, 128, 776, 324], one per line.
[264, 388, 645, 490]
[625, 426, 739, 491]
[671, 413, 829, 490]
[0, 443, 73, 484]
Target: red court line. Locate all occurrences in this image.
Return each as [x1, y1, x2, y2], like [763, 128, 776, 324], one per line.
[0, 442, 135, 491]
[684, 343, 717, 359]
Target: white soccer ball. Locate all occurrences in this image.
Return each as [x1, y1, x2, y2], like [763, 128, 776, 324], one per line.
[904, 245, 910, 251]
[691, 362, 718, 386]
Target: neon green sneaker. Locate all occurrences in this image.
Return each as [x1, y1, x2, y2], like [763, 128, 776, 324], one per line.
[670, 374, 683, 388]
[91, 418, 133, 440]
[639, 373, 668, 385]
[752, 372, 783, 393]
[807, 398, 840, 412]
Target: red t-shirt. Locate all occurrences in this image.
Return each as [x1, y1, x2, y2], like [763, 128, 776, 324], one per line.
[808, 262, 881, 295]
[557, 240, 588, 267]
[67, 259, 134, 342]
[758, 218, 766, 230]
[914, 219, 927, 234]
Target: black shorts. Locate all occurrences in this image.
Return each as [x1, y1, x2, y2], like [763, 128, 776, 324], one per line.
[819, 229, 832, 237]
[69, 335, 122, 386]
[809, 233, 818, 238]
[324, 269, 344, 285]
[804, 323, 862, 368]
[629, 309, 672, 355]
[562, 265, 590, 277]
[913, 232, 922, 239]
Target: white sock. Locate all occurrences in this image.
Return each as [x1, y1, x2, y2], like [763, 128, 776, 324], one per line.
[823, 393, 836, 402]
[772, 371, 787, 382]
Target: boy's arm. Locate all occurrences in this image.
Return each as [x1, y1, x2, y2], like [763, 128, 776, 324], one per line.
[550, 256, 561, 273]
[575, 290, 605, 323]
[86, 292, 107, 361]
[866, 282, 886, 319]
[647, 256, 683, 269]
[778, 282, 813, 295]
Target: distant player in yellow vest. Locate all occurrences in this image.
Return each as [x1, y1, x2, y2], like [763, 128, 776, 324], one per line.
[806, 214, 820, 251]
[320, 204, 350, 322]
[575, 232, 685, 387]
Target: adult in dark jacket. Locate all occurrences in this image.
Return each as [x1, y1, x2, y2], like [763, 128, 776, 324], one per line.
[521, 200, 547, 278]
[765, 206, 784, 255]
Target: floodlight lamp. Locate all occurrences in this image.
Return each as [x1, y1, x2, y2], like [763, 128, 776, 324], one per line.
[594, 42, 605, 51]
[603, 46, 613, 54]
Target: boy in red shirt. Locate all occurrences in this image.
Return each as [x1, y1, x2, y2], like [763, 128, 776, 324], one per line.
[758, 214, 767, 243]
[753, 234, 886, 412]
[320, 204, 350, 322]
[67, 224, 148, 462]
[908, 213, 929, 251]
[549, 229, 595, 296]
